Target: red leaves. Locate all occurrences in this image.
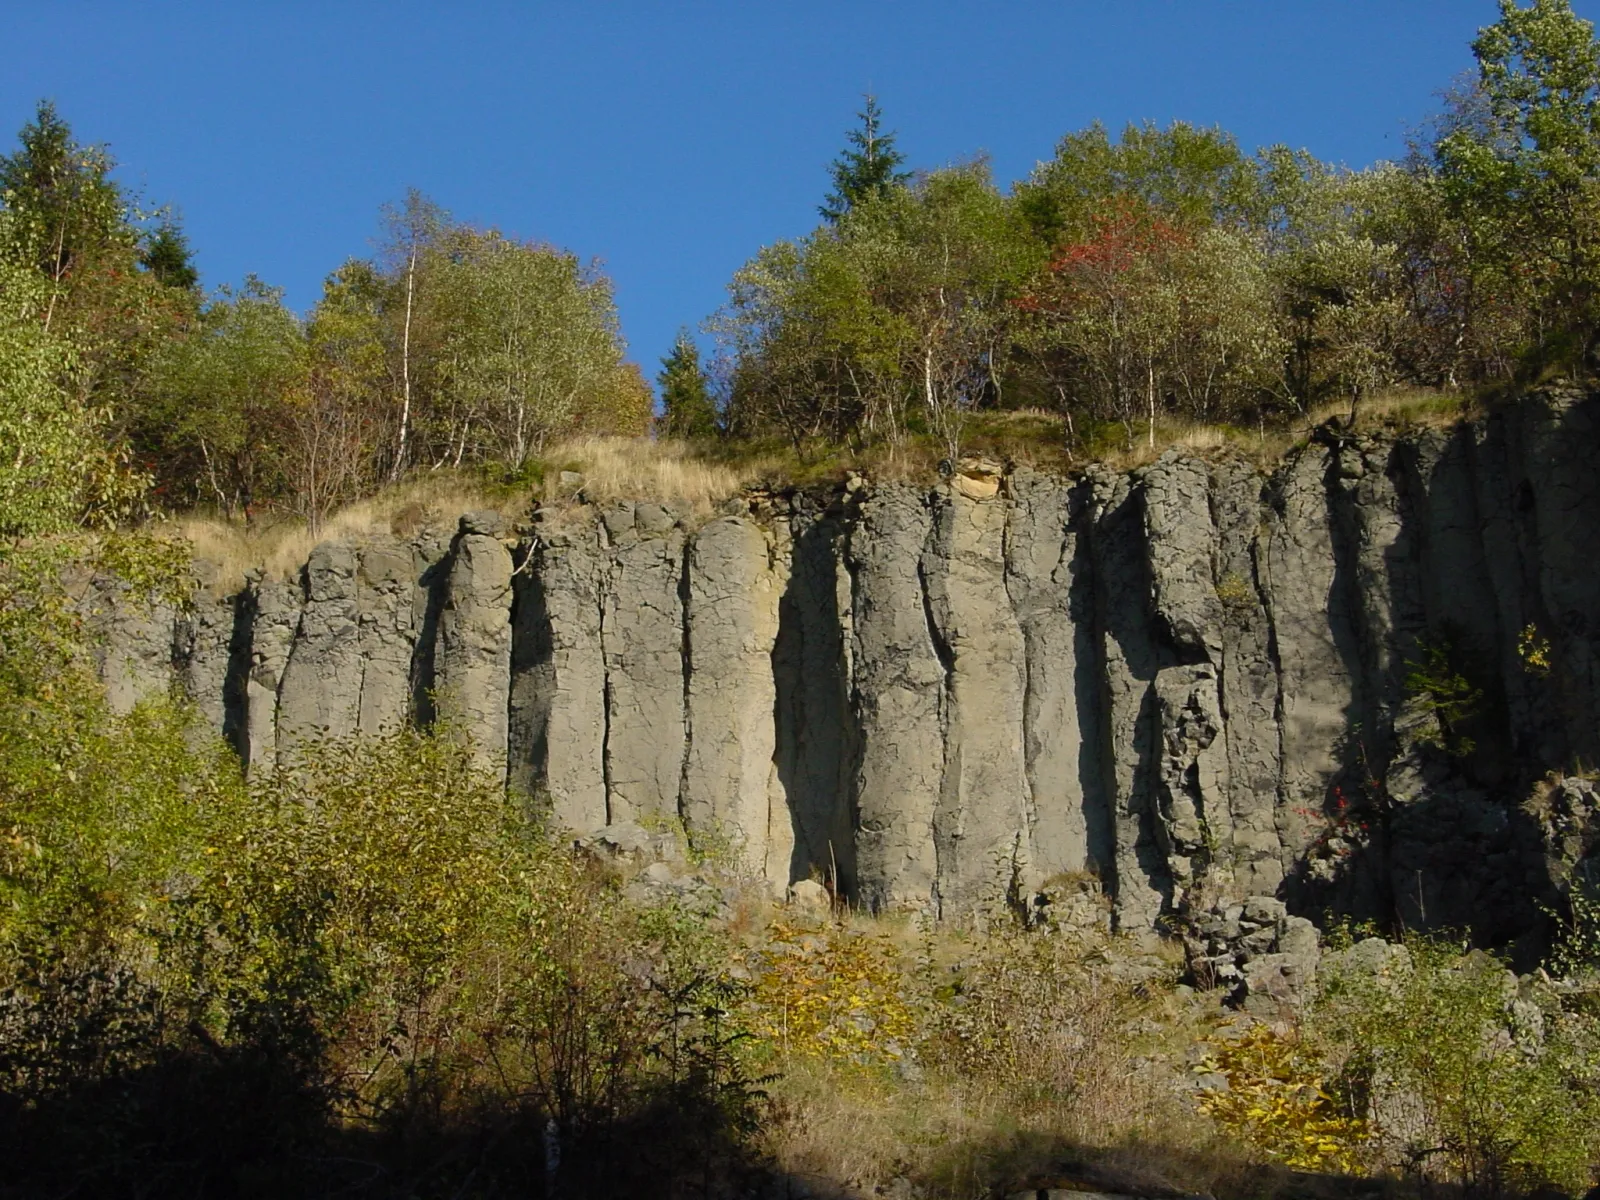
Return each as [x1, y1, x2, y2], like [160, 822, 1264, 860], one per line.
[1015, 197, 1194, 314]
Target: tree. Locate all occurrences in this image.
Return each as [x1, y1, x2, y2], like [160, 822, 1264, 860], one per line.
[377, 189, 451, 480]
[1435, 0, 1600, 353]
[0, 100, 128, 328]
[429, 230, 626, 468]
[1015, 120, 1261, 247]
[1020, 202, 1186, 446]
[139, 219, 199, 291]
[141, 277, 307, 514]
[657, 330, 718, 439]
[722, 163, 1036, 458]
[297, 261, 389, 530]
[820, 94, 911, 224]
[0, 226, 133, 537]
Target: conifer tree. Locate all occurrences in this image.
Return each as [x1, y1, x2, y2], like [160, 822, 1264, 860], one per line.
[657, 329, 718, 438]
[0, 101, 128, 294]
[140, 220, 199, 290]
[820, 94, 911, 224]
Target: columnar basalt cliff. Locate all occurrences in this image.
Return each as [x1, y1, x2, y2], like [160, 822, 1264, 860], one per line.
[88, 390, 1600, 949]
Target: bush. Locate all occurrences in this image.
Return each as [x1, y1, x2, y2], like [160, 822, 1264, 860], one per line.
[1195, 1024, 1367, 1173]
[1317, 937, 1600, 1194]
[1, 700, 770, 1195]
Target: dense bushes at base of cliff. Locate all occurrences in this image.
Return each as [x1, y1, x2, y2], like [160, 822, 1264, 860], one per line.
[0, 672, 766, 1196]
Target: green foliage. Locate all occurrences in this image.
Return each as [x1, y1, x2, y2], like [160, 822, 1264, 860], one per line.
[658, 328, 719, 438]
[1518, 622, 1554, 675]
[139, 220, 198, 291]
[721, 161, 1040, 457]
[0, 100, 128, 287]
[1404, 638, 1485, 756]
[1318, 937, 1600, 1194]
[1435, 0, 1600, 353]
[1015, 119, 1261, 245]
[141, 276, 307, 513]
[429, 228, 628, 466]
[820, 93, 911, 224]
[1546, 873, 1600, 982]
[745, 918, 916, 1065]
[918, 927, 1144, 1120]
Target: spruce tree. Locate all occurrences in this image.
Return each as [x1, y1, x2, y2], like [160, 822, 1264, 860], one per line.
[657, 330, 717, 439]
[820, 94, 911, 223]
[0, 100, 128, 282]
[140, 220, 199, 290]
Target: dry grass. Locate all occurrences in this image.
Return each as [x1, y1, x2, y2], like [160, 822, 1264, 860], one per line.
[172, 390, 1482, 591]
[175, 476, 503, 590]
[174, 436, 776, 590]
[739, 908, 1255, 1200]
[533, 434, 769, 512]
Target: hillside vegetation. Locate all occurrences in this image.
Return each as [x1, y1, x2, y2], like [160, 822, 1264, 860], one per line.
[4, 2, 1600, 1197]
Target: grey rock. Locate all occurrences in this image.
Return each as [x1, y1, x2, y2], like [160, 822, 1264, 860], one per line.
[681, 516, 791, 884]
[848, 486, 944, 912]
[106, 390, 1600, 953]
[276, 541, 363, 762]
[509, 523, 608, 829]
[922, 483, 1031, 911]
[243, 574, 302, 768]
[601, 509, 687, 822]
[436, 529, 514, 774]
[787, 879, 830, 912]
[459, 509, 506, 537]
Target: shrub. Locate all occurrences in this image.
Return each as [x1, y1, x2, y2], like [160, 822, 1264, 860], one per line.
[1317, 937, 1600, 1194]
[1195, 1023, 1367, 1172]
[745, 917, 916, 1066]
[918, 928, 1148, 1138]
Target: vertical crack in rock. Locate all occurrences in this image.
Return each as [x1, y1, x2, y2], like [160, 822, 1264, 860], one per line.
[408, 532, 452, 729]
[174, 561, 243, 747]
[681, 514, 790, 886]
[917, 512, 956, 919]
[922, 482, 1030, 915]
[508, 520, 609, 829]
[276, 541, 363, 764]
[677, 537, 694, 825]
[599, 502, 688, 825]
[1087, 466, 1174, 927]
[354, 540, 418, 737]
[242, 572, 302, 770]
[1259, 440, 1362, 895]
[1210, 459, 1285, 899]
[1142, 452, 1228, 906]
[848, 485, 943, 912]
[435, 512, 515, 777]
[773, 497, 861, 897]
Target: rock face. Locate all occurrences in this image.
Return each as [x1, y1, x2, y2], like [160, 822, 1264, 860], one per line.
[99, 390, 1600, 944]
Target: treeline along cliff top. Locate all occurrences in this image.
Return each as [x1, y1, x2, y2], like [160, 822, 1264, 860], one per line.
[13, 1, 1600, 533]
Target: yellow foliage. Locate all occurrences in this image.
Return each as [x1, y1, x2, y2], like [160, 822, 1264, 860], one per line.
[745, 919, 916, 1065]
[1518, 623, 1553, 676]
[1195, 1024, 1367, 1173]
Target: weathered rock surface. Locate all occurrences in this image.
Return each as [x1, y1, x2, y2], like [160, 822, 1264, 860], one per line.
[96, 390, 1600, 946]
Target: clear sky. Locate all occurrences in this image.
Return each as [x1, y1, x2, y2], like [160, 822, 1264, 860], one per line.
[3, 2, 1593, 385]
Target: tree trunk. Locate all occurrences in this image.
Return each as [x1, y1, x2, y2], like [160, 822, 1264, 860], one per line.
[392, 245, 417, 482]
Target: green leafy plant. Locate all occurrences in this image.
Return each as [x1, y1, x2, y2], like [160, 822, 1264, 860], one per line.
[1317, 936, 1600, 1195]
[1404, 638, 1483, 756]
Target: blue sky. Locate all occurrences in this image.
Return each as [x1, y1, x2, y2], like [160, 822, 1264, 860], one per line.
[2, 2, 1590, 384]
